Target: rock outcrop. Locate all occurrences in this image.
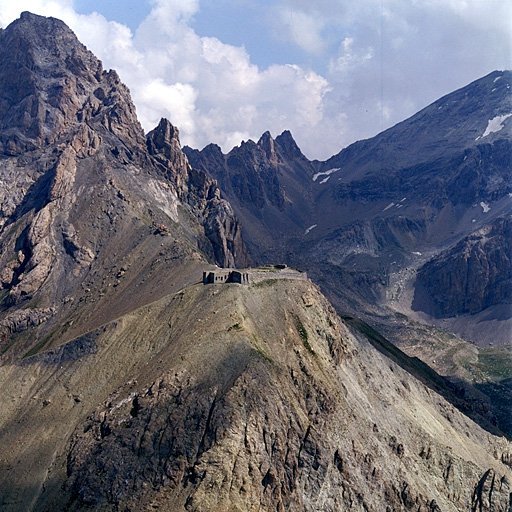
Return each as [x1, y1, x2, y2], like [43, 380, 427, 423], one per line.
[414, 216, 512, 317]
[148, 119, 249, 268]
[185, 130, 316, 258]
[0, 11, 143, 155]
[0, 12, 510, 512]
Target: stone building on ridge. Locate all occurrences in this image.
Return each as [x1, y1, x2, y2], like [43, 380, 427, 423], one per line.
[203, 266, 307, 285]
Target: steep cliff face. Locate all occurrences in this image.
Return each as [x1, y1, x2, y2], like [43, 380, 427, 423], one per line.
[414, 216, 512, 317]
[0, 12, 143, 155]
[147, 119, 249, 268]
[0, 278, 510, 511]
[0, 13, 248, 359]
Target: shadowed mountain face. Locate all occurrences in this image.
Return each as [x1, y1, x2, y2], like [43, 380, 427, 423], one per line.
[185, 70, 512, 348]
[0, 12, 511, 512]
[0, 12, 248, 360]
[414, 216, 512, 318]
[185, 130, 316, 261]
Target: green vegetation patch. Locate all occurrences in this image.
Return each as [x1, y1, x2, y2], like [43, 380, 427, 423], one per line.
[253, 345, 274, 364]
[22, 333, 53, 359]
[477, 347, 512, 382]
[1, 337, 16, 355]
[249, 334, 274, 364]
[294, 314, 315, 355]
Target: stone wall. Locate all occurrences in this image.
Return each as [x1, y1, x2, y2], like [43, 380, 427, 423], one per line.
[203, 267, 307, 285]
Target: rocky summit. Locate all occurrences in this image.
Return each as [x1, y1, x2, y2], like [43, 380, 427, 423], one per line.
[0, 12, 511, 512]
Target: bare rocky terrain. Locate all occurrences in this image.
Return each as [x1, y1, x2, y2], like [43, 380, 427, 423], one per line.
[185, 70, 512, 347]
[0, 12, 247, 362]
[0, 12, 511, 512]
[1, 279, 511, 511]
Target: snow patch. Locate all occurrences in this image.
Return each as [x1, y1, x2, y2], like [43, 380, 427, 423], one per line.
[383, 202, 395, 211]
[313, 168, 340, 182]
[400, 197, 406, 202]
[480, 202, 490, 213]
[320, 176, 330, 184]
[508, 193, 512, 198]
[412, 251, 422, 256]
[476, 113, 512, 140]
[305, 224, 317, 234]
[494, 76, 502, 83]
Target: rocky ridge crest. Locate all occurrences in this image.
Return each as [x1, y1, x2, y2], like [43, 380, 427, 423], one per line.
[0, 12, 510, 512]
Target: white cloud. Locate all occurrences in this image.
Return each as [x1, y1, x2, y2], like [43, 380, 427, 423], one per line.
[0, 0, 74, 26]
[138, 79, 198, 136]
[1, 0, 511, 160]
[330, 37, 374, 74]
[272, 7, 326, 54]
[151, 0, 199, 23]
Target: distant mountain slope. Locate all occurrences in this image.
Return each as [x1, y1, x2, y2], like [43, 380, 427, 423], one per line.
[321, 69, 512, 180]
[0, 13, 511, 512]
[187, 72, 512, 437]
[0, 12, 248, 360]
[185, 130, 316, 261]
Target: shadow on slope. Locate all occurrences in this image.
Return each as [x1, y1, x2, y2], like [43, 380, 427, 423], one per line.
[474, 379, 512, 440]
[342, 315, 509, 439]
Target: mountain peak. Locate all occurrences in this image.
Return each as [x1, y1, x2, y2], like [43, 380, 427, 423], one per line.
[258, 130, 273, 142]
[146, 118, 190, 182]
[257, 130, 276, 158]
[0, 12, 143, 154]
[147, 118, 183, 153]
[275, 129, 303, 159]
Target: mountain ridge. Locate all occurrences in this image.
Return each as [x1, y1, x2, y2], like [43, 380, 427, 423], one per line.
[0, 12, 511, 512]
[2, 277, 511, 511]
[185, 70, 512, 442]
[185, 69, 512, 346]
[0, 12, 249, 361]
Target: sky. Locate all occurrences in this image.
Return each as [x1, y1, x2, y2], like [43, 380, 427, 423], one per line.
[0, 1, 511, 160]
